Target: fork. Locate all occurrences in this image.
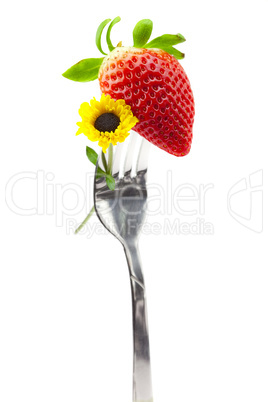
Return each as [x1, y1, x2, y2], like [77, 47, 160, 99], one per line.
[94, 132, 153, 402]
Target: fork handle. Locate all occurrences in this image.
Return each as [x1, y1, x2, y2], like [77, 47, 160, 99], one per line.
[124, 242, 153, 402]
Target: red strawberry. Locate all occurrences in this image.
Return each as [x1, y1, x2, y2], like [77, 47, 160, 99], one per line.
[98, 46, 194, 157]
[63, 17, 195, 157]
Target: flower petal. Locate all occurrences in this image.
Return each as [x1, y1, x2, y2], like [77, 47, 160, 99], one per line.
[76, 94, 138, 153]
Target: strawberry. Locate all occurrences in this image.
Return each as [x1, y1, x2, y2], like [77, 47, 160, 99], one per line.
[98, 46, 194, 156]
[63, 17, 195, 157]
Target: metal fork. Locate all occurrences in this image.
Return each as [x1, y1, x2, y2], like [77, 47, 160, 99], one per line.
[94, 132, 153, 402]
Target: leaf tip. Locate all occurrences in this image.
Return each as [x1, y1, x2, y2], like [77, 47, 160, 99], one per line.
[177, 33, 186, 42]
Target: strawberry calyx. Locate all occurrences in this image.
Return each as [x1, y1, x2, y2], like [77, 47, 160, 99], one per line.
[106, 16, 121, 52]
[95, 18, 111, 55]
[62, 17, 186, 83]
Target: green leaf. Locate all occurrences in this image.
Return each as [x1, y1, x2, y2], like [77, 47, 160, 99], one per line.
[106, 174, 115, 190]
[95, 18, 111, 55]
[86, 146, 98, 165]
[160, 46, 185, 59]
[62, 57, 104, 82]
[106, 16, 121, 52]
[133, 19, 153, 47]
[146, 33, 186, 49]
[86, 146, 106, 178]
[96, 167, 106, 179]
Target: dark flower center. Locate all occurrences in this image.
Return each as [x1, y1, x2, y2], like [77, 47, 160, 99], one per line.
[94, 113, 120, 132]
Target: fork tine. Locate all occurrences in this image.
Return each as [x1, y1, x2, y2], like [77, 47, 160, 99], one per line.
[136, 137, 151, 174]
[123, 131, 138, 177]
[112, 142, 124, 178]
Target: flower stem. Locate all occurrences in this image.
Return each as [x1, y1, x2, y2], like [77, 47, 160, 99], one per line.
[75, 205, 95, 234]
[107, 143, 113, 174]
[101, 151, 108, 172]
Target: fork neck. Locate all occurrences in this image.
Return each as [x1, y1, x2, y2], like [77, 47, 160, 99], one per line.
[124, 240, 144, 285]
[123, 241, 153, 402]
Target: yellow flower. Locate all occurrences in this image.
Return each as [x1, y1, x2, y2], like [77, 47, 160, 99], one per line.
[76, 93, 139, 153]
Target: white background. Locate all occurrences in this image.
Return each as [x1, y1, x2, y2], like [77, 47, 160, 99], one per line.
[1, 0, 268, 401]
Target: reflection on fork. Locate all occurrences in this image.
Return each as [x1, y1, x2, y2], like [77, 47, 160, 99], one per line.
[94, 132, 153, 402]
